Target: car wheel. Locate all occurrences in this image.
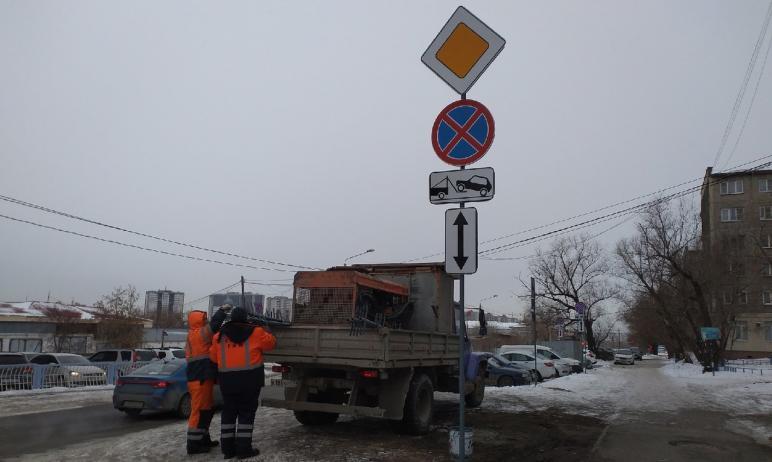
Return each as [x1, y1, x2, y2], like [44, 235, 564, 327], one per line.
[497, 376, 515, 387]
[177, 393, 192, 419]
[534, 371, 543, 382]
[480, 188, 488, 196]
[457, 183, 465, 192]
[554, 369, 560, 378]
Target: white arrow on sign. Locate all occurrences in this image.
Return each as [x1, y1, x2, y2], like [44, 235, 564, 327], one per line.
[445, 207, 478, 274]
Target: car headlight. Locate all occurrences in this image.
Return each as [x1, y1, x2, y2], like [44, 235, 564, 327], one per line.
[69, 371, 80, 377]
[101, 372, 106, 376]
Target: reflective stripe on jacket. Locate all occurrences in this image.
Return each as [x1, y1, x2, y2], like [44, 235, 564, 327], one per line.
[210, 326, 276, 373]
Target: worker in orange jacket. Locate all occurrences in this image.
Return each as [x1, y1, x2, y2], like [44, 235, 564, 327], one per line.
[185, 308, 227, 455]
[210, 306, 276, 459]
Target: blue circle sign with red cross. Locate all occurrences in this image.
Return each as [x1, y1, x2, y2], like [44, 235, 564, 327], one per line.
[431, 99, 495, 166]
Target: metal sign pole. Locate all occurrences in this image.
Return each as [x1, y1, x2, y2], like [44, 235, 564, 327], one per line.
[457, 145, 467, 461]
[531, 277, 537, 386]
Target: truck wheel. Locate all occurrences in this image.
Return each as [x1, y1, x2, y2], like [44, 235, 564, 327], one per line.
[397, 373, 433, 435]
[465, 375, 485, 407]
[294, 411, 339, 426]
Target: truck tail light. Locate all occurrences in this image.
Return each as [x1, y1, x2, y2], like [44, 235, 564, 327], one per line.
[271, 365, 291, 373]
[152, 381, 169, 389]
[360, 370, 379, 379]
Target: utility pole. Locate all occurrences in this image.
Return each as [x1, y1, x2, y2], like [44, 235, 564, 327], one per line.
[531, 277, 537, 386]
[241, 276, 246, 311]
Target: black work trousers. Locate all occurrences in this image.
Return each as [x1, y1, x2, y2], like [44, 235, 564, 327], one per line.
[220, 387, 261, 456]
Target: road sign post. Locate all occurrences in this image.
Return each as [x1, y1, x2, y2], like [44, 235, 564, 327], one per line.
[421, 6, 505, 461]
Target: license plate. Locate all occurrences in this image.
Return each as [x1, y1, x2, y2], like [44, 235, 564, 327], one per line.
[270, 378, 297, 388]
[123, 401, 144, 409]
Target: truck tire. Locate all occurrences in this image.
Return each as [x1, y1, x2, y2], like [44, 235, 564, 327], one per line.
[397, 373, 433, 435]
[465, 375, 485, 407]
[294, 410, 339, 426]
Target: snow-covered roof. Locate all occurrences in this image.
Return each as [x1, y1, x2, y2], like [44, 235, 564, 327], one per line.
[466, 320, 526, 330]
[0, 301, 99, 320]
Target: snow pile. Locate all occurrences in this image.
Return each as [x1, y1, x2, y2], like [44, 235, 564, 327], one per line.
[0, 301, 98, 320]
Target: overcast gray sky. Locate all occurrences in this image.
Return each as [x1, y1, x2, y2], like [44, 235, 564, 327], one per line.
[1, 1, 771, 316]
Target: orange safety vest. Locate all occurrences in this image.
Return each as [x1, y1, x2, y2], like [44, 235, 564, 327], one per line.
[210, 326, 276, 372]
[186, 311, 214, 362]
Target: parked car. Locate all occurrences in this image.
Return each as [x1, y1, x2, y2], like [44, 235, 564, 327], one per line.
[595, 348, 615, 361]
[583, 349, 598, 364]
[89, 349, 157, 363]
[657, 346, 669, 359]
[0, 353, 33, 391]
[500, 345, 578, 375]
[481, 354, 535, 386]
[152, 348, 185, 361]
[613, 349, 635, 365]
[113, 360, 221, 418]
[29, 353, 108, 387]
[629, 347, 643, 360]
[456, 175, 492, 196]
[499, 351, 558, 381]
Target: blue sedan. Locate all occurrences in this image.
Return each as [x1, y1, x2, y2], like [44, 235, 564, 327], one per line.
[113, 360, 222, 418]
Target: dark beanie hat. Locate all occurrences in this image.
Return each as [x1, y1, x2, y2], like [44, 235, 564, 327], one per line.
[231, 307, 248, 323]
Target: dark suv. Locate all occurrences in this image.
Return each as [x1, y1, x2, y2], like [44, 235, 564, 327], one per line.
[0, 353, 33, 391]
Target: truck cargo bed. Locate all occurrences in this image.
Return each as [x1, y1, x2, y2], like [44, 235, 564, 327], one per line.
[264, 325, 460, 369]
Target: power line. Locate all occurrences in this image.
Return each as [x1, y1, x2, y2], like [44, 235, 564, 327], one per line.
[712, 0, 772, 167]
[405, 155, 772, 263]
[0, 193, 319, 271]
[722, 13, 772, 169]
[0, 213, 296, 272]
[184, 281, 241, 307]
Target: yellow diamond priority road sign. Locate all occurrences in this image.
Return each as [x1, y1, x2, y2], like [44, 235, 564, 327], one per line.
[422, 6, 505, 95]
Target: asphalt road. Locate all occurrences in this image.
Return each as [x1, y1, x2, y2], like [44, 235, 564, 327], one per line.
[0, 403, 181, 459]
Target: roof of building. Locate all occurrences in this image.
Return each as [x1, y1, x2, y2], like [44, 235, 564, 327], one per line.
[0, 301, 99, 320]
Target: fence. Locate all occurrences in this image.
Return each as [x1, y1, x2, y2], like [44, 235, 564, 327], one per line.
[0, 361, 154, 392]
[718, 358, 772, 376]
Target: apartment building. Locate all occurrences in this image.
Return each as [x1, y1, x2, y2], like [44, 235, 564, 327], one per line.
[144, 290, 184, 326]
[701, 167, 772, 358]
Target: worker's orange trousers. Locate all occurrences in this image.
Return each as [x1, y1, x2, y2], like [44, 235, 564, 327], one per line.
[187, 379, 215, 430]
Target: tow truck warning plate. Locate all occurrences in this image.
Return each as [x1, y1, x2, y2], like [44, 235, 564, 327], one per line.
[429, 167, 495, 204]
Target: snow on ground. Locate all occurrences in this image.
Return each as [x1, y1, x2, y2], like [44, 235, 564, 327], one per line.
[0, 386, 114, 417]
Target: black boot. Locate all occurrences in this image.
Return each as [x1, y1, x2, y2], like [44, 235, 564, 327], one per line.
[199, 410, 218, 447]
[236, 447, 260, 459]
[203, 433, 220, 448]
[186, 440, 211, 455]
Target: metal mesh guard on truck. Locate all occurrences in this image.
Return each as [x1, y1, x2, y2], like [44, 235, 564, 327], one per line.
[293, 287, 353, 325]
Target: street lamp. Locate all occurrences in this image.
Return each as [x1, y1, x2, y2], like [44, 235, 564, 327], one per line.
[344, 248, 375, 266]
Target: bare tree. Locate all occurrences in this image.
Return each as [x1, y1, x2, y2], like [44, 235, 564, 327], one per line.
[615, 200, 737, 365]
[526, 234, 618, 353]
[93, 285, 144, 349]
[40, 304, 84, 353]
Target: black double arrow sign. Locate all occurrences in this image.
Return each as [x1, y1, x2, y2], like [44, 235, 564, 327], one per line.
[453, 213, 469, 269]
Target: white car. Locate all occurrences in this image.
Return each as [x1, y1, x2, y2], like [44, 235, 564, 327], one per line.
[613, 348, 635, 365]
[499, 351, 558, 381]
[153, 348, 185, 361]
[29, 353, 108, 386]
[499, 345, 578, 375]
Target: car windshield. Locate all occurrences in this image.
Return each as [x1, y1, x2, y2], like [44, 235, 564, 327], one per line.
[57, 355, 91, 365]
[131, 361, 184, 376]
[172, 350, 185, 359]
[616, 349, 633, 355]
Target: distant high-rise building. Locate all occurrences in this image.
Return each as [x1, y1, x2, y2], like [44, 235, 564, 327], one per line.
[144, 290, 184, 326]
[208, 292, 265, 317]
[265, 296, 293, 321]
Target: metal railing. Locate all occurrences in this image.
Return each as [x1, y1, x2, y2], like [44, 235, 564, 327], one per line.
[0, 361, 154, 391]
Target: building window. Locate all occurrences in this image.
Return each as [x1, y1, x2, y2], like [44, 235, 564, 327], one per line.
[720, 179, 744, 195]
[761, 206, 772, 221]
[728, 262, 745, 274]
[737, 291, 748, 304]
[9, 339, 42, 352]
[762, 234, 772, 248]
[720, 208, 744, 222]
[722, 292, 732, 304]
[735, 321, 748, 340]
[765, 323, 772, 342]
[764, 263, 772, 277]
[761, 179, 772, 193]
[764, 291, 772, 305]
